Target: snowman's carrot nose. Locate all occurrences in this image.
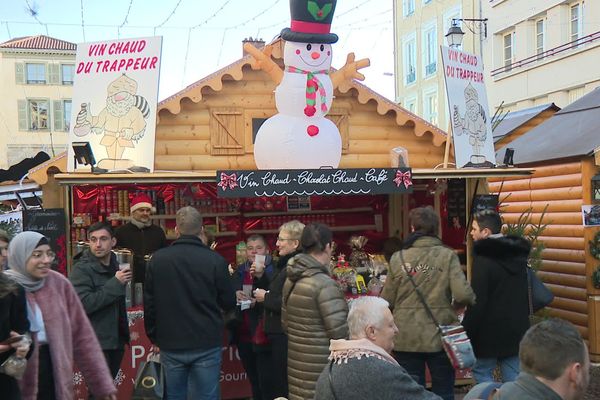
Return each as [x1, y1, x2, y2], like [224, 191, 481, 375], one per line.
[311, 52, 320, 60]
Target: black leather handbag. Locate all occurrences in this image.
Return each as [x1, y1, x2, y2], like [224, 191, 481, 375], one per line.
[132, 353, 164, 400]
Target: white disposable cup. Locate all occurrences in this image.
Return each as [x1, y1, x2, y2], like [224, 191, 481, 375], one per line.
[119, 263, 130, 271]
[254, 254, 266, 273]
[242, 284, 253, 297]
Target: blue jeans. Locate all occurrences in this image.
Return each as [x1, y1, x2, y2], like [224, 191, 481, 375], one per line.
[160, 347, 222, 400]
[393, 350, 455, 400]
[472, 356, 520, 383]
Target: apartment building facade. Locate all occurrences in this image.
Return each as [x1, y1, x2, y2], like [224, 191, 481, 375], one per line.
[0, 35, 76, 170]
[483, 0, 600, 111]
[393, 0, 482, 129]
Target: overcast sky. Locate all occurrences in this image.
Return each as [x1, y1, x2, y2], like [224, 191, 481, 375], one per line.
[1, 0, 396, 100]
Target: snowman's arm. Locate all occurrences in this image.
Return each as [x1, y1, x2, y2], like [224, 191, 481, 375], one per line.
[243, 43, 283, 84]
[330, 53, 370, 89]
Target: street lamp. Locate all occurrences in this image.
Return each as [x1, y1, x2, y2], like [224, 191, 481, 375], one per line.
[445, 18, 488, 48]
[445, 22, 465, 48]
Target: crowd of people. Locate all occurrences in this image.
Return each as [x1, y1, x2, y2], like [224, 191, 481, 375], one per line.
[0, 201, 592, 400]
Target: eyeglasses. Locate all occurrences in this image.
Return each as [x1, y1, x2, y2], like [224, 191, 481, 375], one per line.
[277, 237, 295, 242]
[30, 251, 56, 261]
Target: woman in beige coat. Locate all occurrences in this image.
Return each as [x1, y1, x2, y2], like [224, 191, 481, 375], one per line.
[381, 207, 475, 400]
[282, 224, 348, 400]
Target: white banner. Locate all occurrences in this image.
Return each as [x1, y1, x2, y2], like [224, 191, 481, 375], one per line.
[67, 37, 162, 172]
[441, 46, 496, 168]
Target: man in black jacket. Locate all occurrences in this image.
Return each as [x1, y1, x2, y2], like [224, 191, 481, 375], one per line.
[70, 222, 131, 379]
[144, 206, 235, 400]
[462, 210, 530, 384]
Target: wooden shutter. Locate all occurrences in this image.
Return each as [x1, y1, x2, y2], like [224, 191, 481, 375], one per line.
[48, 64, 59, 85]
[209, 108, 244, 155]
[53, 101, 64, 131]
[326, 108, 349, 154]
[15, 63, 25, 84]
[17, 100, 28, 130]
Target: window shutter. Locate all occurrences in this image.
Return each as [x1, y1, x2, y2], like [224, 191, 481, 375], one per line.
[53, 100, 64, 131]
[48, 64, 60, 85]
[209, 108, 245, 155]
[17, 100, 28, 130]
[15, 63, 25, 84]
[326, 108, 349, 154]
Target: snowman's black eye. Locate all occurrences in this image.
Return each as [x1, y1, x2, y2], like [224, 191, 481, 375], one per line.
[306, 44, 312, 51]
[320, 44, 325, 51]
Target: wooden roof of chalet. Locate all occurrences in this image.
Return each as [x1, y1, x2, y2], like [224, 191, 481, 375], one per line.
[158, 38, 447, 148]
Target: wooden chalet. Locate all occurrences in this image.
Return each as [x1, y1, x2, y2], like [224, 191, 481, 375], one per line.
[494, 88, 600, 361]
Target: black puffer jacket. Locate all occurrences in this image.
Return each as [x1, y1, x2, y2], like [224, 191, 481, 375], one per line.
[462, 235, 531, 358]
[262, 250, 300, 334]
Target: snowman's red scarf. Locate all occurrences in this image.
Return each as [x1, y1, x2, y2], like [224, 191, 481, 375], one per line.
[287, 66, 330, 117]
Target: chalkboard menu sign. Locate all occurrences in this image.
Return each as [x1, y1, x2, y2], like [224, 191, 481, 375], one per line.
[216, 168, 414, 198]
[23, 208, 67, 276]
[446, 179, 466, 228]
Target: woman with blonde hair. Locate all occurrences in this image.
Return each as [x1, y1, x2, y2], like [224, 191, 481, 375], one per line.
[254, 219, 304, 399]
[5, 231, 116, 400]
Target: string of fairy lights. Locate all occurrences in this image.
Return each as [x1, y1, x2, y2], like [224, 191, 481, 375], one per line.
[2, 0, 394, 94]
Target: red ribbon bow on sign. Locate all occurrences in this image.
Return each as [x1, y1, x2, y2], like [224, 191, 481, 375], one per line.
[394, 170, 413, 189]
[218, 173, 238, 191]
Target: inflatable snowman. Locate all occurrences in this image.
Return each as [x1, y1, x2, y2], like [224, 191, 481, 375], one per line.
[244, 0, 369, 169]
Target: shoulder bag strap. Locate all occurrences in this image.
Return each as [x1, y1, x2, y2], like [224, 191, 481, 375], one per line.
[328, 359, 340, 400]
[398, 250, 442, 333]
[526, 265, 534, 317]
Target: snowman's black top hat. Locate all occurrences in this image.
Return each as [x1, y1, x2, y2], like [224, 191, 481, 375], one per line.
[281, 0, 338, 44]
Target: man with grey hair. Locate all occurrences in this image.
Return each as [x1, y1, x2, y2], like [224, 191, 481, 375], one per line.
[144, 206, 236, 400]
[315, 296, 441, 399]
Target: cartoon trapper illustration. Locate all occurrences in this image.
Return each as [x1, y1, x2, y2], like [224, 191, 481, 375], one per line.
[453, 82, 492, 166]
[73, 74, 149, 170]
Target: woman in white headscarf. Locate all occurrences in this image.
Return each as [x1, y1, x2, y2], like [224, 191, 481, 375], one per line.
[5, 231, 116, 400]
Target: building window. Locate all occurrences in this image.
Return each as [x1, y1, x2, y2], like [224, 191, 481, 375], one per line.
[423, 0, 432, 4]
[403, 0, 415, 17]
[61, 64, 75, 85]
[64, 100, 72, 131]
[571, 3, 583, 42]
[536, 19, 544, 58]
[403, 33, 417, 86]
[404, 95, 417, 114]
[26, 64, 46, 84]
[568, 86, 585, 103]
[423, 24, 437, 77]
[423, 89, 438, 125]
[28, 100, 49, 130]
[503, 32, 514, 71]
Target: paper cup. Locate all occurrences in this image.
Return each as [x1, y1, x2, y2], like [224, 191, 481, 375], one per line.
[254, 254, 266, 273]
[119, 263, 130, 271]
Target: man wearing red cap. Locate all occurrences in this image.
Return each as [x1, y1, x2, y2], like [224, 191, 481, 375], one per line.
[115, 193, 167, 285]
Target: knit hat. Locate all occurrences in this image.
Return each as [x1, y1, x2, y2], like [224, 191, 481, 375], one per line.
[130, 193, 154, 213]
[281, 0, 339, 44]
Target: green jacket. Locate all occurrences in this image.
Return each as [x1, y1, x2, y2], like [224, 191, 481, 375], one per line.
[381, 236, 475, 353]
[282, 253, 349, 400]
[70, 250, 129, 350]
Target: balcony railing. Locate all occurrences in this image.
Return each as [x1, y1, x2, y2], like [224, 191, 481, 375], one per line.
[491, 29, 600, 77]
[425, 62, 436, 76]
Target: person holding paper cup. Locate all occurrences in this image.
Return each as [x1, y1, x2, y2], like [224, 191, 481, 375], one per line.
[70, 222, 131, 379]
[229, 234, 274, 400]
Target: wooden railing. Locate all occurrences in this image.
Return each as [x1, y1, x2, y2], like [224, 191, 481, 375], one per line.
[491, 30, 600, 77]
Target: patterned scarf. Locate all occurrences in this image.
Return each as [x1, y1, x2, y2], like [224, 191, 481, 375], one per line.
[287, 66, 330, 116]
